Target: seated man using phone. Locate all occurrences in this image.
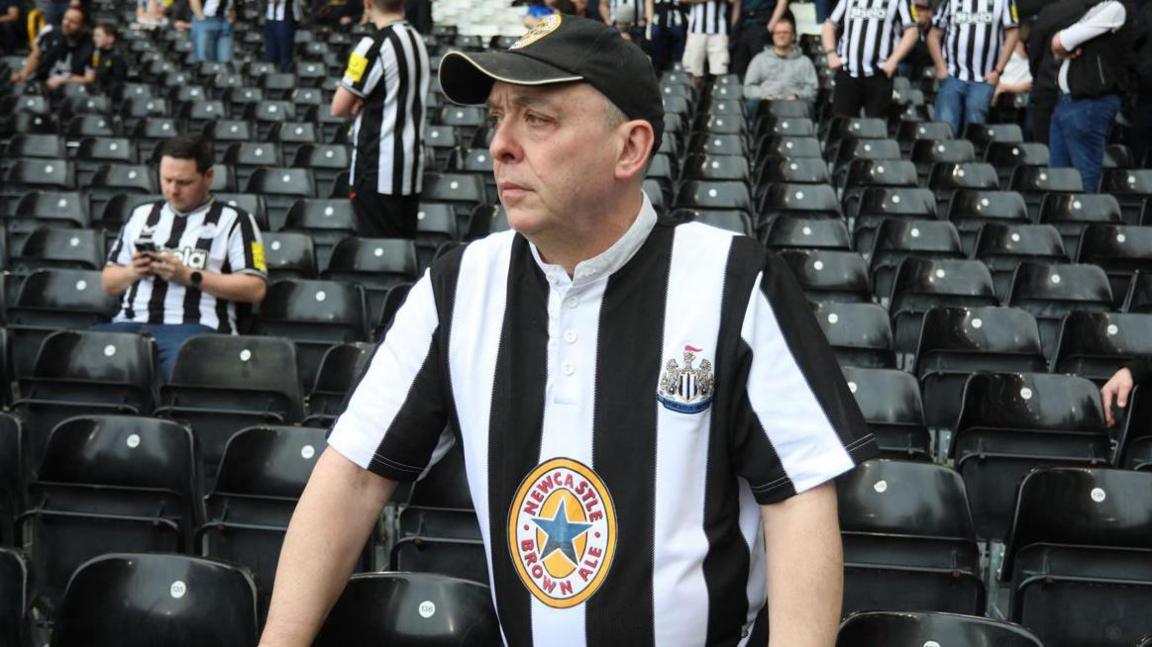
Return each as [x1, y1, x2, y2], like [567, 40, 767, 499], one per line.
[98, 134, 268, 380]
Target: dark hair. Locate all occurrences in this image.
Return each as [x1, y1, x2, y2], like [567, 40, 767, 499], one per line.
[776, 9, 796, 28]
[94, 21, 118, 40]
[371, 0, 405, 12]
[159, 135, 214, 173]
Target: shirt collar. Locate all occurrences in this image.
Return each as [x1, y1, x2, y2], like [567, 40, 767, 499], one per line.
[528, 191, 658, 289]
[168, 196, 215, 218]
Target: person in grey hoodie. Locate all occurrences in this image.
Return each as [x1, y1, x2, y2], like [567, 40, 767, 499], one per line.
[742, 11, 818, 113]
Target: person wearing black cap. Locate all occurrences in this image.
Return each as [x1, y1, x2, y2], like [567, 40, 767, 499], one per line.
[260, 14, 875, 647]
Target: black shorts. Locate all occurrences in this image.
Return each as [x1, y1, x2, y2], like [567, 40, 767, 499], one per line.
[348, 184, 421, 239]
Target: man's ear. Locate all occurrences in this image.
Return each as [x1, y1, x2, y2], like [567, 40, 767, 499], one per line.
[615, 119, 655, 181]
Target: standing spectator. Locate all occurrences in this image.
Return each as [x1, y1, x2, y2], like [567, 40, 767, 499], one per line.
[743, 10, 817, 111]
[821, 0, 920, 118]
[36, 7, 93, 92]
[97, 135, 268, 380]
[682, 0, 739, 91]
[0, 0, 19, 54]
[189, 0, 235, 62]
[1028, 5, 1066, 143]
[1048, 0, 1138, 192]
[928, 0, 1020, 137]
[602, 0, 646, 42]
[899, 0, 936, 79]
[90, 21, 128, 90]
[262, 0, 304, 72]
[1132, 0, 1152, 165]
[730, 0, 789, 77]
[330, 0, 430, 238]
[646, 0, 686, 71]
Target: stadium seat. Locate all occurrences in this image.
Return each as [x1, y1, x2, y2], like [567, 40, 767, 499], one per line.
[839, 159, 919, 219]
[204, 118, 258, 158]
[132, 117, 180, 160]
[197, 425, 327, 609]
[1052, 311, 1152, 382]
[270, 121, 321, 161]
[18, 416, 197, 614]
[8, 192, 91, 253]
[758, 183, 840, 235]
[179, 99, 229, 131]
[12, 329, 155, 475]
[754, 134, 823, 162]
[1076, 224, 1152, 307]
[837, 459, 984, 616]
[223, 142, 285, 188]
[422, 173, 489, 234]
[2, 134, 67, 168]
[1009, 166, 1084, 221]
[675, 180, 753, 219]
[1126, 271, 1152, 313]
[831, 138, 902, 186]
[1039, 192, 1124, 259]
[304, 342, 375, 425]
[0, 547, 27, 647]
[424, 124, 461, 169]
[986, 141, 1050, 188]
[1101, 168, 1152, 224]
[414, 203, 460, 269]
[291, 143, 350, 199]
[254, 279, 368, 390]
[914, 306, 1047, 431]
[51, 553, 259, 647]
[911, 139, 976, 185]
[755, 155, 829, 187]
[64, 114, 118, 141]
[282, 198, 358, 269]
[156, 335, 304, 488]
[213, 192, 270, 231]
[951, 374, 1111, 540]
[1006, 262, 1113, 359]
[763, 216, 849, 250]
[75, 136, 138, 186]
[973, 223, 1068, 300]
[684, 153, 753, 182]
[88, 163, 160, 220]
[373, 282, 415, 339]
[694, 112, 747, 136]
[262, 232, 318, 281]
[121, 97, 172, 133]
[964, 122, 1023, 156]
[813, 302, 894, 369]
[1001, 468, 1152, 647]
[314, 572, 501, 647]
[841, 367, 930, 460]
[779, 249, 872, 304]
[2, 159, 75, 215]
[245, 167, 317, 232]
[322, 236, 418, 315]
[869, 219, 965, 301]
[244, 100, 296, 140]
[896, 120, 953, 157]
[888, 258, 997, 353]
[849, 187, 937, 253]
[928, 162, 1000, 213]
[688, 132, 747, 157]
[0, 414, 20, 545]
[946, 189, 1030, 254]
[465, 204, 508, 241]
[836, 611, 1043, 647]
[397, 435, 479, 540]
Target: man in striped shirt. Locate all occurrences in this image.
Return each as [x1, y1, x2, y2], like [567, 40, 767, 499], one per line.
[646, 0, 686, 71]
[822, 0, 921, 117]
[331, 0, 430, 238]
[262, 15, 875, 647]
[98, 135, 268, 379]
[928, 0, 1020, 137]
[682, 0, 740, 89]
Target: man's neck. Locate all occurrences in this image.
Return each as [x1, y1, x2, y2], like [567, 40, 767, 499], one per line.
[371, 11, 404, 28]
[531, 189, 644, 277]
[774, 45, 791, 56]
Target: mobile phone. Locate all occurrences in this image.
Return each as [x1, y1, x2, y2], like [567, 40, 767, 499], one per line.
[136, 241, 158, 255]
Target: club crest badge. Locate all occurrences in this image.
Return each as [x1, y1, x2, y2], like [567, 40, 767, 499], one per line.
[510, 13, 561, 50]
[508, 458, 617, 608]
[657, 345, 715, 414]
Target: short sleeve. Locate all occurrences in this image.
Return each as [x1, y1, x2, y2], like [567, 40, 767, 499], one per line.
[107, 222, 133, 266]
[1003, 0, 1019, 28]
[932, 0, 950, 29]
[341, 35, 383, 98]
[730, 253, 877, 504]
[226, 210, 268, 278]
[895, 0, 915, 30]
[328, 272, 450, 481]
[828, 0, 849, 25]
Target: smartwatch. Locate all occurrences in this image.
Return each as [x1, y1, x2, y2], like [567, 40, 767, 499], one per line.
[189, 271, 203, 287]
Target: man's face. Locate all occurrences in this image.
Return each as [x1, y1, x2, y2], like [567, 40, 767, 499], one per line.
[61, 9, 84, 37]
[771, 21, 795, 50]
[160, 156, 213, 213]
[486, 81, 624, 241]
[93, 27, 113, 49]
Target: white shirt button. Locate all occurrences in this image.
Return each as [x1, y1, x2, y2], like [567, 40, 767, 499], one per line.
[563, 330, 577, 344]
[561, 362, 575, 376]
[564, 296, 579, 308]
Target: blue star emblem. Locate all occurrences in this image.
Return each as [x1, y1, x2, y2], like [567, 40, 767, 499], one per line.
[531, 500, 593, 566]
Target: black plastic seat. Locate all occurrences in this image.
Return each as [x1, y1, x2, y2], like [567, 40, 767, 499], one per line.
[911, 139, 975, 185]
[946, 190, 1030, 254]
[837, 459, 984, 616]
[849, 187, 937, 253]
[2, 159, 75, 211]
[1009, 166, 1084, 221]
[758, 183, 840, 235]
[1101, 169, 1152, 224]
[1001, 468, 1152, 647]
[986, 141, 1050, 187]
[88, 163, 160, 219]
[839, 159, 918, 219]
[1006, 262, 1113, 359]
[1076, 224, 1152, 307]
[974, 223, 1068, 300]
[11, 227, 103, 272]
[754, 134, 823, 162]
[837, 611, 1042, 647]
[675, 180, 753, 220]
[253, 280, 368, 391]
[18, 416, 197, 613]
[11, 191, 90, 233]
[928, 162, 999, 213]
[964, 122, 1024, 156]
[687, 132, 747, 157]
[414, 203, 460, 270]
[0, 547, 27, 647]
[1052, 311, 1152, 382]
[756, 155, 829, 186]
[291, 143, 350, 199]
[914, 306, 1047, 431]
[222, 142, 285, 188]
[896, 120, 953, 157]
[270, 121, 321, 162]
[422, 173, 488, 234]
[156, 335, 304, 488]
[1039, 192, 1124, 258]
[1127, 271, 1152, 313]
[763, 216, 849, 250]
[373, 283, 415, 339]
[869, 219, 965, 301]
[75, 137, 138, 186]
[262, 232, 318, 281]
[64, 115, 119, 141]
[282, 198, 358, 268]
[842, 368, 929, 460]
[322, 238, 419, 325]
[831, 137, 902, 186]
[683, 153, 752, 182]
[197, 425, 327, 609]
[314, 572, 500, 647]
[51, 553, 259, 647]
[779, 250, 872, 304]
[888, 258, 998, 353]
[131, 117, 180, 160]
[814, 302, 894, 369]
[304, 343, 375, 425]
[952, 374, 1112, 540]
[0, 414, 19, 545]
[245, 167, 317, 232]
[3, 134, 67, 166]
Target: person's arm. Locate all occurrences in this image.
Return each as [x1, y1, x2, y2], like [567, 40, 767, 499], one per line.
[189, 0, 205, 20]
[985, 26, 1017, 85]
[332, 35, 378, 117]
[767, 0, 786, 30]
[795, 57, 819, 100]
[259, 449, 396, 646]
[743, 54, 768, 98]
[0, 5, 18, 22]
[101, 254, 155, 295]
[599, 0, 610, 23]
[881, 25, 921, 76]
[150, 253, 267, 303]
[1055, 0, 1126, 53]
[762, 482, 842, 647]
[730, 0, 740, 29]
[927, 25, 948, 78]
[330, 85, 364, 117]
[821, 19, 842, 69]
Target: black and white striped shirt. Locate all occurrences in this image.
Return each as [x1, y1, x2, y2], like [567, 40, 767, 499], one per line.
[265, 0, 294, 22]
[828, 0, 917, 78]
[341, 20, 430, 196]
[650, 0, 685, 28]
[329, 194, 875, 646]
[932, 0, 1019, 82]
[687, 0, 731, 35]
[202, 0, 229, 18]
[107, 199, 267, 333]
[608, 0, 644, 22]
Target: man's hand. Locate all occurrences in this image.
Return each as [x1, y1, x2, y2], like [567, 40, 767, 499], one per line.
[826, 52, 843, 70]
[10, 70, 26, 83]
[130, 252, 157, 279]
[151, 252, 192, 285]
[984, 69, 1001, 85]
[46, 75, 66, 90]
[1051, 33, 1081, 60]
[934, 64, 949, 80]
[880, 59, 898, 78]
[339, 15, 352, 25]
[350, 99, 364, 116]
[1102, 367, 1134, 427]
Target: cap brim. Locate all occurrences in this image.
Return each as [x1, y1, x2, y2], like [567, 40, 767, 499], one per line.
[438, 50, 584, 106]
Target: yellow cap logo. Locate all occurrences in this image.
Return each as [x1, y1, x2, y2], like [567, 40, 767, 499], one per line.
[508, 457, 616, 608]
[511, 13, 561, 50]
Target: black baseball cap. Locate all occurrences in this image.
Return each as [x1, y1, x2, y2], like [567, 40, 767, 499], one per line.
[438, 14, 664, 155]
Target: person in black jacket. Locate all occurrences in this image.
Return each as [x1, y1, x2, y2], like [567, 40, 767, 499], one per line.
[90, 22, 127, 89]
[1102, 359, 1152, 427]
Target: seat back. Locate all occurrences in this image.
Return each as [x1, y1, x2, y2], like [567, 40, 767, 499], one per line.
[836, 611, 1043, 647]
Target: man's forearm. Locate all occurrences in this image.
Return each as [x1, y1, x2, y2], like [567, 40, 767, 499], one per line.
[261, 449, 396, 647]
[198, 271, 266, 304]
[762, 482, 842, 647]
[821, 21, 838, 56]
[927, 27, 946, 69]
[995, 29, 1018, 72]
[769, 0, 788, 25]
[101, 265, 139, 296]
[888, 26, 921, 65]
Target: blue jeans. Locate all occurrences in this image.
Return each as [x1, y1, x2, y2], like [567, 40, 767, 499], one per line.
[90, 322, 217, 382]
[191, 16, 234, 63]
[933, 75, 995, 138]
[263, 19, 296, 72]
[1050, 93, 1122, 193]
